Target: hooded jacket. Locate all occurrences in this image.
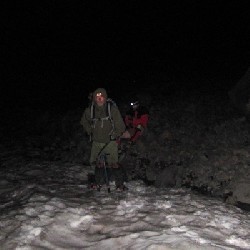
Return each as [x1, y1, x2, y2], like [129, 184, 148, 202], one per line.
[125, 104, 149, 142]
[80, 88, 126, 143]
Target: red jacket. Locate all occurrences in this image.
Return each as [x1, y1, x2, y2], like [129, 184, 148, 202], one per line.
[125, 106, 149, 142]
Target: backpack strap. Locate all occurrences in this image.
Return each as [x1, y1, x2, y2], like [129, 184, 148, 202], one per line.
[90, 101, 115, 135]
[107, 100, 115, 135]
[90, 101, 95, 120]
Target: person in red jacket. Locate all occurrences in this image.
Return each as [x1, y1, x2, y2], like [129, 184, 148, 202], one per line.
[123, 100, 149, 144]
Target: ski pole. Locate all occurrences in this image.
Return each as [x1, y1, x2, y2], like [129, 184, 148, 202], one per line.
[103, 153, 110, 193]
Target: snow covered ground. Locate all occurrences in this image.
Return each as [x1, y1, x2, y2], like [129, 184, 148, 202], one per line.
[0, 160, 249, 250]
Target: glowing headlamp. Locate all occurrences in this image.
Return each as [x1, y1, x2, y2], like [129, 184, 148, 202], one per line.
[131, 101, 139, 106]
[96, 92, 103, 97]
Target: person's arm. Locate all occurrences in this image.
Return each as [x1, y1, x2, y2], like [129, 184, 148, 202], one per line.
[112, 107, 126, 138]
[130, 113, 149, 143]
[139, 113, 149, 128]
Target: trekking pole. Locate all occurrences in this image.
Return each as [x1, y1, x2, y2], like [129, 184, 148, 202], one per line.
[103, 154, 111, 193]
[97, 153, 110, 193]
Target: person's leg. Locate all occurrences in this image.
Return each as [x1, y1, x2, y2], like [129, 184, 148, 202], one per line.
[113, 167, 123, 186]
[104, 141, 119, 163]
[90, 141, 105, 164]
[89, 142, 106, 187]
[95, 167, 105, 186]
[98, 141, 114, 186]
[105, 141, 127, 190]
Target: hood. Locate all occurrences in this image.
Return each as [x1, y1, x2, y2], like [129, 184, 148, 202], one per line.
[93, 88, 108, 101]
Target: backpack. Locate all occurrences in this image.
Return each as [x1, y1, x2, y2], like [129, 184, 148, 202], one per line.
[90, 98, 116, 135]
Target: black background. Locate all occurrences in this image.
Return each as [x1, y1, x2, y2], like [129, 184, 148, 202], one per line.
[2, 1, 250, 111]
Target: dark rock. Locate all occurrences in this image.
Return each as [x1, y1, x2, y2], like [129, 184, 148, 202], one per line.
[155, 166, 177, 188]
[232, 181, 250, 206]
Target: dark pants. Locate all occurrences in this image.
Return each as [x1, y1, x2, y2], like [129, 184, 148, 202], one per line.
[95, 166, 125, 186]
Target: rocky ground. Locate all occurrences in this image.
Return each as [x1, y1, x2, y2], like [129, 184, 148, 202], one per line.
[1, 86, 250, 210]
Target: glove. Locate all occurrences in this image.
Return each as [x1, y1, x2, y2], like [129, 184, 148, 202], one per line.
[135, 124, 143, 132]
[110, 134, 117, 141]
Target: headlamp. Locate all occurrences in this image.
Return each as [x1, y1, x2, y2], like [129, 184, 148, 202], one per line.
[96, 92, 103, 97]
[131, 101, 139, 106]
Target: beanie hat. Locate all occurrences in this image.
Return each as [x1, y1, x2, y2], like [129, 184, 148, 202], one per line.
[93, 88, 107, 100]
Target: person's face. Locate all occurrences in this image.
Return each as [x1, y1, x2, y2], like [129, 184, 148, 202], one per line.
[95, 92, 106, 106]
[132, 104, 139, 110]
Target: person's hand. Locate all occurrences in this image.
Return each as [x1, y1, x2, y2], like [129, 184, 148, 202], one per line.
[110, 135, 117, 141]
[135, 124, 144, 133]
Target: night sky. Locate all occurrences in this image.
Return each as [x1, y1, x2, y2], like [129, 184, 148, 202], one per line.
[2, 1, 250, 111]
